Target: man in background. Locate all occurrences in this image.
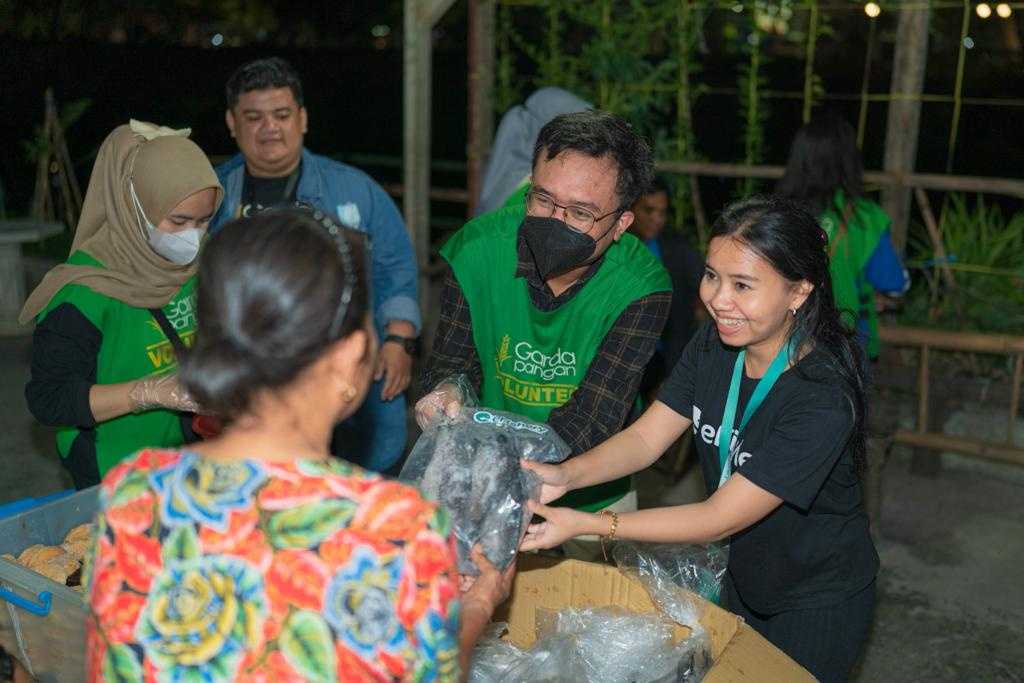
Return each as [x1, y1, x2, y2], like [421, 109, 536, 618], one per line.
[629, 177, 705, 394]
[210, 57, 420, 473]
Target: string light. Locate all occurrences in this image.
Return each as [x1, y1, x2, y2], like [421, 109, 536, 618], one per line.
[976, 3, 992, 18]
[864, 2, 881, 17]
[996, 2, 1012, 17]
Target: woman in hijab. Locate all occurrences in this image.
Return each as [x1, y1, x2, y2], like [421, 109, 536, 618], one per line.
[23, 120, 223, 489]
[475, 86, 592, 215]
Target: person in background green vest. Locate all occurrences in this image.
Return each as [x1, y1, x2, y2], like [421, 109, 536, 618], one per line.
[22, 121, 223, 489]
[776, 111, 909, 359]
[418, 110, 671, 560]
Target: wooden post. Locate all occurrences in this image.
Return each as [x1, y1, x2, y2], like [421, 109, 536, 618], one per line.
[653, 160, 1024, 199]
[917, 345, 930, 434]
[404, 0, 458, 348]
[913, 343, 941, 475]
[689, 174, 707, 245]
[467, 0, 496, 218]
[801, 0, 820, 124]
[914, 188, 956, 291]
[882, 4, 931, 252]
[1010, 354, 1023, 446]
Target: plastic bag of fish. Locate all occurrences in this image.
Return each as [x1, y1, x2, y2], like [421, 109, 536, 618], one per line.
[400, 406, 569, 574]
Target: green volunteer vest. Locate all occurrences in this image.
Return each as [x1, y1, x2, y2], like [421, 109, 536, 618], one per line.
[442, 205, 671, 511]
[39, 251, 198, 476]
[819, 190, 889, 358]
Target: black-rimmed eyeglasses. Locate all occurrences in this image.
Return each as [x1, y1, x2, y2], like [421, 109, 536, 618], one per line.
[526, 189, 622, 234]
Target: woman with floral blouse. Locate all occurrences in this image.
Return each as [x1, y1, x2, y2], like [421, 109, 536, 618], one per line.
[83, 209, 512, 682]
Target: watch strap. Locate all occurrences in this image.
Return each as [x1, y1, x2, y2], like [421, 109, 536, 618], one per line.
[383, 334, 418, 355]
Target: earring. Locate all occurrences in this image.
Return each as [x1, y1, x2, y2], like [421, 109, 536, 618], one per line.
[790, 307, 798, 316]
[338, 381, 358, 402]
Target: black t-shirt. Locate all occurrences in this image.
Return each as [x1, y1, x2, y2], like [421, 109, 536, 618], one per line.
[657, 322, 879, 613]
[239, 164, 302, 217]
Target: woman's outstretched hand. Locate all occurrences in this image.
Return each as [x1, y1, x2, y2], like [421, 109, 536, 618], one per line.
[521, 459, 571, 504]
[519, 500, 595, 552]
[460, 545, 516, 615]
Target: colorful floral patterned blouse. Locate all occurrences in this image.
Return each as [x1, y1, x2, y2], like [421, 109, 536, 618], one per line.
[84, 449, 460, 682]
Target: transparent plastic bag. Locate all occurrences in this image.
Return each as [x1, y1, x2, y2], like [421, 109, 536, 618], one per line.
[399, 404, 569, 574]
[467, 622, 582, 682]
[467, 606, 708, 682]
[614, 541, 729, 607]
[467, 623, 530, 682]
[494, 632, 587, 682]
[611, 543, 719, 680]
[538, 606, 679, 683]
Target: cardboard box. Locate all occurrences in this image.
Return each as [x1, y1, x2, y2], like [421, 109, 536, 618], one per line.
[494, 556, 814, 682]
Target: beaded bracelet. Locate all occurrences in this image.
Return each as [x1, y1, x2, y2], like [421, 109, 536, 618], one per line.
[599, 509, 619, 562]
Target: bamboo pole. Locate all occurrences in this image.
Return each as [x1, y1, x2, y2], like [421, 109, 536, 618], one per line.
[467, 0, 496, 217]
[1010, 354, 1023, 445]
[917, 345, 930, 433]
[382, 183, 469, 203]
[802, 0, 820, 123]
[653, 160, 1024, 198]
[689, 174, 707, 245]
[893, 431, 1024, 467]
[403, 0, 458, 342]
[878, 326, 1024, 355]
[946, 0, 971, 173]
[675, 0, 696, 235]
[882, 3, 931, 251]
[48, 89, 82, 216]
[913, 188, 957, 291]
[30, 91, 54, 222]
[856, 16, 878, 149]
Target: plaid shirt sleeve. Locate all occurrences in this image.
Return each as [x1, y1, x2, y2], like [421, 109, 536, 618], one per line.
[419, 266, 483, 394]
[547, 290, 672, 455]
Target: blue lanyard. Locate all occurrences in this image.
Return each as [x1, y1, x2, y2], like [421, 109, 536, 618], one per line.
[717, 339, 795, 487]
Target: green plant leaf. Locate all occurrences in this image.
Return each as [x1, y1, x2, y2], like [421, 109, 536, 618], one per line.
[102, 643, 143, 683]
[279, 610, 338, 683]
[162, 524, 200, 564]
[267, 499, 357, 549]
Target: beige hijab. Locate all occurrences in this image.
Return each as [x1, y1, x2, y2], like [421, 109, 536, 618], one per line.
[19, 120, 223, 324]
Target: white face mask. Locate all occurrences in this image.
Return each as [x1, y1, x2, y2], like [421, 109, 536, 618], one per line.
[129, 180, 204, 265]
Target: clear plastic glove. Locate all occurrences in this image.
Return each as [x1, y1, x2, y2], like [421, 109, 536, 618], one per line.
[415, 374, 480, 430]
[129, 373, 199, 413]
[415, 382, 467, 430]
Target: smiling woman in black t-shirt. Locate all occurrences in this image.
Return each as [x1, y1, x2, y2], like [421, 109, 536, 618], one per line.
[522, 196, 878, 682]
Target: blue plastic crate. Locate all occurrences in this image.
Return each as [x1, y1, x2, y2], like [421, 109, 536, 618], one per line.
[0, 490, 75, 521]
[0, 486, 98, 682]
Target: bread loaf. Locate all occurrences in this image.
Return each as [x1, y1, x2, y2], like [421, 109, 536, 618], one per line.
[61, 523, 92, 560]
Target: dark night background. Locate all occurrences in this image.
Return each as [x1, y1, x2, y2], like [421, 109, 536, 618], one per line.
[1, 1, 1022, 221]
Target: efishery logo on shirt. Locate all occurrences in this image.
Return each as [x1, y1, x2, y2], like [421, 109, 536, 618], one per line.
[692, 404, 755, 470]
[496, 334, 577, 381]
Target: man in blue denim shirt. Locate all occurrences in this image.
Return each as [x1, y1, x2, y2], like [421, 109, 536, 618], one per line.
[210, 57, 419, 472]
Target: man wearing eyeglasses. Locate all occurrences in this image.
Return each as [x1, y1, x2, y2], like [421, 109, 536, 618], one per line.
[419, 111, 671, 556]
